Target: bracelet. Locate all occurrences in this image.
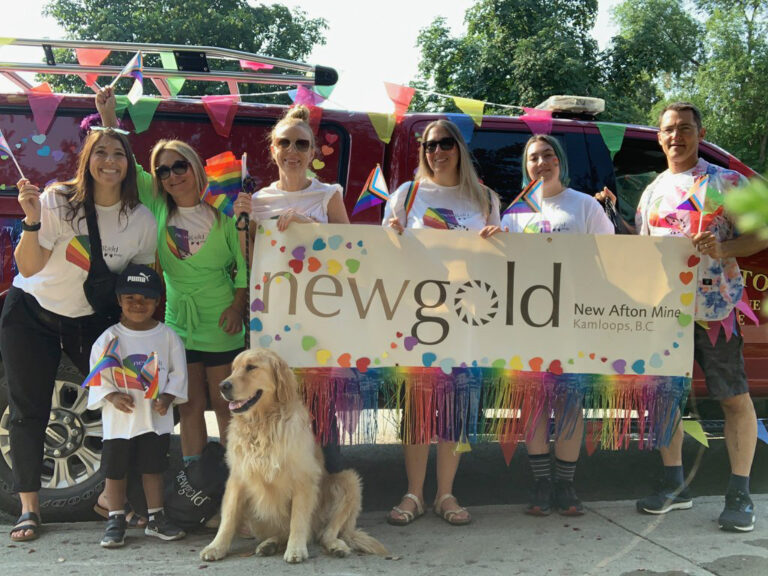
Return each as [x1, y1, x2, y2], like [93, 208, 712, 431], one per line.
[21, 219, 41, 232]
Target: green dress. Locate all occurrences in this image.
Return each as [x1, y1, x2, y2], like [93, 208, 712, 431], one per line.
[137, 165, 247, 352]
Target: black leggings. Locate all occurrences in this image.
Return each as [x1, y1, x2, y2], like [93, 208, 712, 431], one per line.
[0, 286, 110, 493]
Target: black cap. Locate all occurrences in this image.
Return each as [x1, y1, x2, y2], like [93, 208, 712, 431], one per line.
[116, 264, 162, 299]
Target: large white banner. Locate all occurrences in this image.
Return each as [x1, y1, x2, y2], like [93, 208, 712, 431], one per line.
[249, 223, 695, 380]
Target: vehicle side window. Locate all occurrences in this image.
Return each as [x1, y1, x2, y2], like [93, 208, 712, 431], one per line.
[611, 136, 666, 224]
[469, 131, 532, 207]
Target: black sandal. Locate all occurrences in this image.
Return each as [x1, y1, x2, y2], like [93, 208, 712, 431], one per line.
[10, 511, 40, 542]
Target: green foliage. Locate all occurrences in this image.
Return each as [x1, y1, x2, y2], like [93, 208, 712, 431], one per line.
[725, 175, 768, 235]
[41, 0, 327, 97]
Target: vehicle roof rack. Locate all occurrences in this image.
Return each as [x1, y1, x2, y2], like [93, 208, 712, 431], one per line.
[0, 38, 338, 97]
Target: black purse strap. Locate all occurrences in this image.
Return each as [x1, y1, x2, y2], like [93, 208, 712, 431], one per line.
[85, 206, 110, 274]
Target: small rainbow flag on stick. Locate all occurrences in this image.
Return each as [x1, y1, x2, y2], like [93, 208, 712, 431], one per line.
[109, 51, 143, 104]
[502, 178, 543, 216]
[0, 128, 25, 179]
[353, 165, 389, 215]
[82, 337, 122, 389]
[139, 352, 160, 400]
[202, 151, 242, 217]
[676, 175, 708, 213]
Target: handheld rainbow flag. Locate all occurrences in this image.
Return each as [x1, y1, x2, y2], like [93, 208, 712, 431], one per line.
[676, 175, 708, 213]
[352, 164, 389, 215]
[109, 51, 143, 104]
[139, 352, 160, 400]
[502, 178, 543, 216]
[202, 151, 242, 217]
[0, 128, 26, 179]
[82, 337, 122, 389]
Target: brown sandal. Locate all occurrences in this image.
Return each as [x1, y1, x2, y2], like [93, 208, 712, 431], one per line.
[434, 494, 471, 526]
[386, 493, 425, 526]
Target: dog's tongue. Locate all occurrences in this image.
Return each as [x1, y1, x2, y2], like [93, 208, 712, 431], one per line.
[229, 399, 246, 411]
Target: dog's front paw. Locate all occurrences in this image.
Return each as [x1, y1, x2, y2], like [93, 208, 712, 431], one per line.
[200, 542, 228, 562]
[283, 542, 309, 563]
[256, 537, 280, 557]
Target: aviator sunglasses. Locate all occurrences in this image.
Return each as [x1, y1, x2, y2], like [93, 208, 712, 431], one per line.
[154, 159, 190, 180]
[274, 138, 312, 152]
[422, 136, 457, 153]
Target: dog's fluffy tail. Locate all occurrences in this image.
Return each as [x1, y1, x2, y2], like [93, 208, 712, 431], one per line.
[347, 529, 389, 556]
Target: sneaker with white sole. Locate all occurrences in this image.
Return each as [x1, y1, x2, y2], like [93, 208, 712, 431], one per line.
[636, 482, 693, 514]
[100, 514, 127, 548]
[718, 490, 756, 532]
[144, 510, 186, 541]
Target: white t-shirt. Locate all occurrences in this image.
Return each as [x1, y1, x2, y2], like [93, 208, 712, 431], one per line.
[87, 322, 188, 440]
[501, 188, 614, 234]
[166, 204, 215, 259]
[383, 180, 501, 231]
[250, 178, 342, 223]
[13, 187, 157, 318]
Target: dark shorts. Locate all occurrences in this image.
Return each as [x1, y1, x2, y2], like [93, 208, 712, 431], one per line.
[693, 321, 749, 400]
[102, 432, 170, 479]
[185, 347, 244, 368]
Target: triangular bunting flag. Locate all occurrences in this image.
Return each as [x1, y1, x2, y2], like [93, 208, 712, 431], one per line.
[27, 82, 64, 135]
[160, 52, 185, 97]
[114, 95, 130, 117]
[127, 97, 161, 134]
[453, 96, 484, 127]
[758, 419, 768, 445]
[500, 439, 519, 466]
[595, 123, 626, 160]
[368, 112, 396, 144]
[520, 107, 553, 134]
[290, 85, 326, 107]
[201, 95, 239, 138]
[75, 48, 110, 87]
[444, 113, 476, 144]
[352, 164, 389, 216]
[239, 59, 274, 71]
[682, 420, 709, 447]
[313, 84, 336, 100]
[384, 82, 415, 121]
[0, 38, 15, 47]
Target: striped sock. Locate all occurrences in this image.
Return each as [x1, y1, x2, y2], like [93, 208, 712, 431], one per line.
[528, 453, 551, 480]
[555, 458, 577, 483]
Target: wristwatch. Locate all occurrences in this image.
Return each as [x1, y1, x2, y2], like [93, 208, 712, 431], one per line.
[21, 219, 41, 232]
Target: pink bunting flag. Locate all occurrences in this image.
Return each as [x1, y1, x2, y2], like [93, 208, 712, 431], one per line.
[27, 82, 64, 135]
[520, 107, 553, 135]
[76, 48, 111, 87]
[384, 82, 415, 121]
[292, 85, 325, 107]
[239, 59, 274, 71]
[201, 95, 239, 138]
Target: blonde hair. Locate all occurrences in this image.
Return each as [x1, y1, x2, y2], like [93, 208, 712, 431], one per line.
[150, 139, 216, 219]
[416, 119, 493, 218]
[269, 105, 315, 149]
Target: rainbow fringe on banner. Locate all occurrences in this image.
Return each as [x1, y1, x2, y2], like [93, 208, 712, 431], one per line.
[202, 151, 242, 217]
[295, 367, 689, 451]
[503, 178, 543, 216]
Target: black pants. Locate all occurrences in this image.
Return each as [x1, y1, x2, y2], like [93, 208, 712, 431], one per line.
[0, 286, 109, 493]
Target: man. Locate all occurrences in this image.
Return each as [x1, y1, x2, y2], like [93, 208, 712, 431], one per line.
[633, 102, 767, 532]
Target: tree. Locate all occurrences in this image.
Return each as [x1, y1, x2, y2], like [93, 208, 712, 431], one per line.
[41, 0, 328, 97]
[412, 1, 604, 115]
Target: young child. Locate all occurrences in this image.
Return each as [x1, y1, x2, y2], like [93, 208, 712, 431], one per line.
[87, 264, 188, 548]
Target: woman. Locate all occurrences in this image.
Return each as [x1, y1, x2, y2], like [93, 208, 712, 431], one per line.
[233, 105, 350, 474]
[96, 88, 248, 466]
[382, 119, 500, 526]
[0, 128, 157, 541]
[498, 134, 613, 516]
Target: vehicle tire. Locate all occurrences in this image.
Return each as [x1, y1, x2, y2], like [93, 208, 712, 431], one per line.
[0, 354, 106, 521]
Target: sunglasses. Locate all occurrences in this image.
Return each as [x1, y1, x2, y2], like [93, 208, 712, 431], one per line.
[422, 137, 457, 153]
[274, 138, 312, 152]
[154, 159, 190, 180]
[90, 126, 131, 135]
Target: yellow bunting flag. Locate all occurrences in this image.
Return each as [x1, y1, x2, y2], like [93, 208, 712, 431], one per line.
[682, 420, 709, 447]
[0, 38, 16, 47]
[453, 97, 485, 127]
[367, 112, 396, 144]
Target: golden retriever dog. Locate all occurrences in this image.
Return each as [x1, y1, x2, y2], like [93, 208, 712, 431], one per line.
[200, 348, 388, 564]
